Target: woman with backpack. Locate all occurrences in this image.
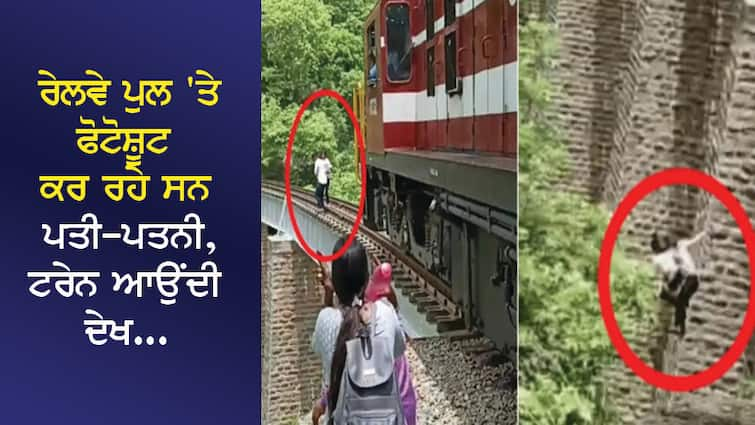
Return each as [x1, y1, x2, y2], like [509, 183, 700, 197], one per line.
[310, 237, 416, 425]
[363, 262, 418, 425]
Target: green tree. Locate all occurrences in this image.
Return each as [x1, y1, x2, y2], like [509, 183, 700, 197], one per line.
[261, 0, 369, 200]
[262, 0, 335, 103]
[261, 95, 337, 186]
[322, 0, 375, 32]
[328, 149, 362, 203]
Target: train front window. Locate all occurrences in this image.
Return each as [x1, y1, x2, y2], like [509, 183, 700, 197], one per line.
[386, 4, 411, 82]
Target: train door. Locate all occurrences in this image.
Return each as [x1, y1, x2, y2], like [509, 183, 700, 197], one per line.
[430, 1, 448, 150]
[365, 11, 384, 155]
[473, 0, 505, 153]
[428, 35, 445, 150]
[445, 0, 474, 150]
[423, 0, 439, 151]
[473, 0, 488, 152]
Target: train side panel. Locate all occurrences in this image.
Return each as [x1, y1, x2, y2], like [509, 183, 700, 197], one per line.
[362, 0, 517, 352]
[369, 0, 515, 156]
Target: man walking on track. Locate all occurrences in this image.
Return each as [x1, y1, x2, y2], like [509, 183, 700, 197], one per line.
[314, 151, 331, 209]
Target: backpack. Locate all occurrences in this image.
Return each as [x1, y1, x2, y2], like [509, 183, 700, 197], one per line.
[330, 306, 404, 425]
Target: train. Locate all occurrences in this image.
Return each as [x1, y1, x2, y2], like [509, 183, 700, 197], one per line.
[354, 0, 517, 351]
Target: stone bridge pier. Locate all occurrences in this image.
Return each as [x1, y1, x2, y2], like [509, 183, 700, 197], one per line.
[551, 0, 755, 423]
[261, 224, 322, 425]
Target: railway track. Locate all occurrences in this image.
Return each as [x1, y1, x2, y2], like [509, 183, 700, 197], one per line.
[261, 181, 510, 360]
[262, 181, 517, 424]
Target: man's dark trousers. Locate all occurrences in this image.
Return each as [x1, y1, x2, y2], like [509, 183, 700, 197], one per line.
[315, 183, 325, 208]
[324, 178, 330, 204]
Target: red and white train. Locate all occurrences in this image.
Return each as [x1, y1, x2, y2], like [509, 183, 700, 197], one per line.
[358, 0, 517, 350]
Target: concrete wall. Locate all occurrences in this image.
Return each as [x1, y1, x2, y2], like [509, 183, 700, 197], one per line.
[551, 0, 755, 422]
[261, 228, 322, 425]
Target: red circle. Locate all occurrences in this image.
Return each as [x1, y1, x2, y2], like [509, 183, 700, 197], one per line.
[598, 168, 755, 392]
[283, 89, 367, 263]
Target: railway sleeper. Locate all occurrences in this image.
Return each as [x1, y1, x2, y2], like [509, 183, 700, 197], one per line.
[392, 277, 414, 288]
[417, 297, 452, 317]
[408, 290, 438, 307]
[440, 329, 482, 342]
[408, 289, 432, 304]
[415, 299, 440, 313]
[417, 303, 445, 316]
[391, 269, 409, 278]
[436, 317, 466, 333]
[425, 308, 453, 322]
[472, 350, 509, 368]
[396, 286, 417, 297]
[463, 342, 498, 355]
[392, 274, 412, 285]
[419, 304, 445, 315]
[397, 286, 421, 299]
[397, 281, 421, 293]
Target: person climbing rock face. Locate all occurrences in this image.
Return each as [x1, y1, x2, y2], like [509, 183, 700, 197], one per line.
[649, 230, 706, 337]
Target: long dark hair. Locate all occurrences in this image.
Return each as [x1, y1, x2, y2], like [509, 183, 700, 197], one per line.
[328, 236, 369, 414]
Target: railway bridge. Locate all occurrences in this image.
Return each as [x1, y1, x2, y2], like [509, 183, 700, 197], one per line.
[260, 182, 516, 425]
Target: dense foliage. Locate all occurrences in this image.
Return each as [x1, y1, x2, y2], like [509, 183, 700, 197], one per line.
[518, 16, 657, 425]
[261, 0, 370, 203]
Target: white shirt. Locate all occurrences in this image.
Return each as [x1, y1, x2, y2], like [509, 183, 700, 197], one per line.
[312, 307, 342, 387]
[651, 234, 702, 278]
[314, 158, 331, 185]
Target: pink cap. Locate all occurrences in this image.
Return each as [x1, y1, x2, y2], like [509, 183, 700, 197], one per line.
[365, 262, 392, 302]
